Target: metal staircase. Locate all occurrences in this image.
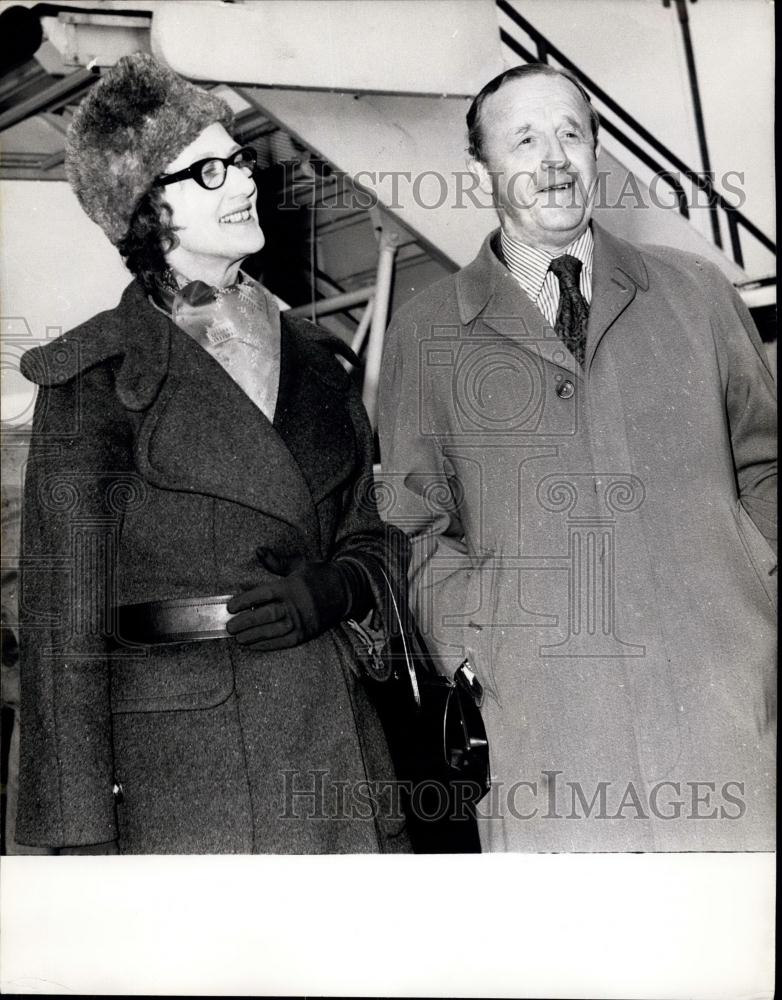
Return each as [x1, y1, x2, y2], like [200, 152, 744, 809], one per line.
[0, 0, 776, 431]
[496, 1, 775, 288]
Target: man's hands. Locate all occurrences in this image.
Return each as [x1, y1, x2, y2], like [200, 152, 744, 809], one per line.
[226, 547, 368, 650]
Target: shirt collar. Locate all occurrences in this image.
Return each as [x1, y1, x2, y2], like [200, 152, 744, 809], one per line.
[499, 226, 594, 300]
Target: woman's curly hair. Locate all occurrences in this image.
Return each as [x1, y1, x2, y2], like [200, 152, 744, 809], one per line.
[117, 186, 179, 293]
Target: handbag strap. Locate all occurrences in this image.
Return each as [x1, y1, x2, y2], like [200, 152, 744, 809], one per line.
[376, 567, 483, 706]
[378, 566, 421, 709]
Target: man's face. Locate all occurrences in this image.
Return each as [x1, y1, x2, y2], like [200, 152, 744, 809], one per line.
[471, 73, 599, 252]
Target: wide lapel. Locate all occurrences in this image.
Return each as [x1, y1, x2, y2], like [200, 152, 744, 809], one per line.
[273, 315, 356, 508]
[457, 231, 581, 379]
[586, 222, 649, 370]
[134, 307, 318, 536]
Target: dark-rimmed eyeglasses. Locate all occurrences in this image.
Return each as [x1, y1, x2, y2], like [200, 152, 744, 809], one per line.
[154, 146, 257, 191]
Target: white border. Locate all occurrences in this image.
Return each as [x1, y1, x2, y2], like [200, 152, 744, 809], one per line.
[1, 853, 776, 997]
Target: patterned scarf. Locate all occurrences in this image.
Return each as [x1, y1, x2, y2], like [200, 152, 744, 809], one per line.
[154, 270, 281, 421]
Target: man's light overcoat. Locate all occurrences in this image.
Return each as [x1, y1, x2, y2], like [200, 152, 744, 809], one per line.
[379, 223, 776, 851]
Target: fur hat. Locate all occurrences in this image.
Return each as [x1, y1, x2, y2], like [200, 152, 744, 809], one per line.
[65, 53, 234, 245]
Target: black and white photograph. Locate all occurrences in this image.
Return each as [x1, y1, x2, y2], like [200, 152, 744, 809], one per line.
[0, 0, 775, 995]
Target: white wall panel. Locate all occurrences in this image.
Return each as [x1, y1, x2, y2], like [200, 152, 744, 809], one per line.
[152, 0, 504, 97]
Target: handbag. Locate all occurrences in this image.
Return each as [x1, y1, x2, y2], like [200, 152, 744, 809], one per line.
[389, 614, 490, 800]
[345, 570, 490, 851]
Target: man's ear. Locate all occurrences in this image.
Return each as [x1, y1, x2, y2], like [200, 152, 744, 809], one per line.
[467, 156, 495, 197]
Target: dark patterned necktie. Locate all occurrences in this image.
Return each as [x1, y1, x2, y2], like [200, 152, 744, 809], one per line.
[549, 254, 589, 365]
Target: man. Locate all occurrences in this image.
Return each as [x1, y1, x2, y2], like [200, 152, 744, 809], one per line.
[378, 64, 776, 852]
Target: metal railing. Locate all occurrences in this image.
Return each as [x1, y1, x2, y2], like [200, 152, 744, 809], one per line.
[496, 0, 775, 271]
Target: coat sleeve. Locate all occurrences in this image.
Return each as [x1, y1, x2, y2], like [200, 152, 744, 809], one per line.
[327, 378, 412, 681]
[706, 263, 777, 552]
[377, 312, 484, 680]
[16, 367, 132, 848]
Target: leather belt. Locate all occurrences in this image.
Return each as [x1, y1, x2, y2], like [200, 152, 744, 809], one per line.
[116, 595, 233, 645]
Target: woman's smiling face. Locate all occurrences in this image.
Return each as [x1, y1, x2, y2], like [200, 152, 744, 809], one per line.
[162, 122, 265, 286]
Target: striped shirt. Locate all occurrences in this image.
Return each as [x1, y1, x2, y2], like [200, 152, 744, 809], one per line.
[500, 226, 594, 329]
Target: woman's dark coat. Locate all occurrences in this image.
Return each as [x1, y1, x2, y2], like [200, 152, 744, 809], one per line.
[16, 280, 410, 854]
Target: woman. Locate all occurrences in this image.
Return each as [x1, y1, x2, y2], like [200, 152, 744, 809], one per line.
[15, 53, 410, 854]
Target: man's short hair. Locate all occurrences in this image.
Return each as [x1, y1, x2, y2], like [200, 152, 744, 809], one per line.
[467, 63, 600, 162]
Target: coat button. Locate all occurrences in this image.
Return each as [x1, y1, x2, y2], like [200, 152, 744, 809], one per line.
[112, 781, 125, 805]
[556, 379, 575, 399]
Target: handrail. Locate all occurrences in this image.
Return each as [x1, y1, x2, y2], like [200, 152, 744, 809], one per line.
[496, 0, 776, 269]
[0, 66, 97, 133]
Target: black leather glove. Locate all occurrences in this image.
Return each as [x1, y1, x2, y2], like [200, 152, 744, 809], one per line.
[226, 547, 372, 650]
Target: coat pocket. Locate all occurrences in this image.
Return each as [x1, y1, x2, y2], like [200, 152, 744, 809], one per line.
[461, 550, 502, 708]
[734, 500, 777, 610]
[110, 638, 235, 713]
